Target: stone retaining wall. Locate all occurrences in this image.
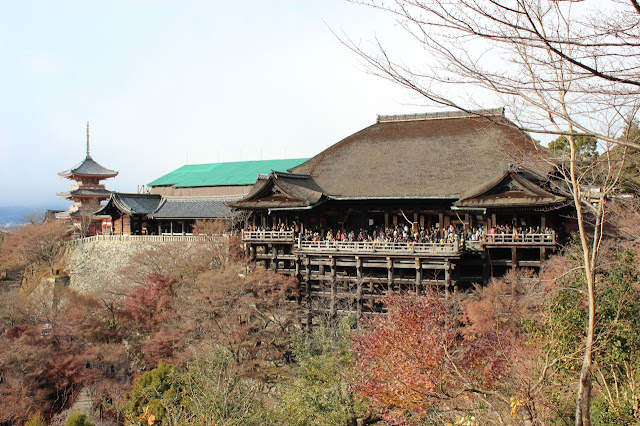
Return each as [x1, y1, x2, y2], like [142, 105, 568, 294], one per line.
[65, 240, 200, 296]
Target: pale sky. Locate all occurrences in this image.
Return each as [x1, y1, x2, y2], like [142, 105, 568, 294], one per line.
[0, 1, 494, 209]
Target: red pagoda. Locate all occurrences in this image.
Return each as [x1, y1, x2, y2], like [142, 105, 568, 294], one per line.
[56, 123, 118, 235]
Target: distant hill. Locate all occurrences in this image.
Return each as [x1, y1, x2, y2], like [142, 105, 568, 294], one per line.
[0, 205, 63, 228]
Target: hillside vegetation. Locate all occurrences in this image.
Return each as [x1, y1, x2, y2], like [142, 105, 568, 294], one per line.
[1, 221, 640, 425]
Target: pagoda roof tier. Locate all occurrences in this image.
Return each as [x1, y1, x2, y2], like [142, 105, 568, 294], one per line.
[57, 188, 112, 199]
[59, 155, 118, 179]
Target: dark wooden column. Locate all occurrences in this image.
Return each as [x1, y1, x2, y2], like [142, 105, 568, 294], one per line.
[330, 256, 336, 318]
[356, 256, 362, 319]
[415, 257, 422, 295]
[305, 258, 312, 329]
[445, 261, 451, 298]
[387, 257, 393, 292]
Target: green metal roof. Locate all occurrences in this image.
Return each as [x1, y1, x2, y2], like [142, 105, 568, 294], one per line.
[148, 158, 309, 188]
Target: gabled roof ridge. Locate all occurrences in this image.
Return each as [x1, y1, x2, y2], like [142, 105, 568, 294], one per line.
[258, 170, 311, 180]
[377, 107, 504, 123]
[163, 195, 243, 202]
[111, 192, 162, 197]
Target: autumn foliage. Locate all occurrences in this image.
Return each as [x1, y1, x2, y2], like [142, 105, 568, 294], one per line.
[354, 292, 498, 423]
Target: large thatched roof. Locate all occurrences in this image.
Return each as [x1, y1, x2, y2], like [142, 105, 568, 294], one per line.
[289, 109, 550, 199]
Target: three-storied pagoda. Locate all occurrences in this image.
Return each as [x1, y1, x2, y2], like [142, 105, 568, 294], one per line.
[57, 123, 118, 235]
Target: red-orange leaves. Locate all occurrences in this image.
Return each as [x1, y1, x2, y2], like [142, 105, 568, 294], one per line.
[353, 292, 505, 424]
[122, 273, 176, 333]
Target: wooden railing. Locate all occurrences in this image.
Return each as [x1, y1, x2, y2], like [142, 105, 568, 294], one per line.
[66, 234, 223, 246]
[241, 230, 295, 242]
[296, 240, 461, 256]
[483, 232, 556, 245]
[241, 230, 556, 252]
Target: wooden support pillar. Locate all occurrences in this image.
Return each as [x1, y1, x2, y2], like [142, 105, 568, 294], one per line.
[305, 259, 312, 329]
[415, 258, 422, 295]
[269, 243, 277, 271]
[330, 256, 336, 318]
[369, 281, 375, 311]
[384, 213, 389, 229]
[420, 215, 425, 229]
[540, 247, 547, 262]
[541, 212, 547, 229]
[511, 247, 518, 269]
[445, 261, 451, 299]
[295, 255, 300, 277]
[393, 215, 398, 226]
[356, 256, 362, 318]
[482, 252, 490, 284]
[491, 213, 497, 228]
[387, 257, 393, 292]
[170, 221, 173, 236]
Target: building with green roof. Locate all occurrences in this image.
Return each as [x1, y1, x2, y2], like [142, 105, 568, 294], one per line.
[148, 158, 309, 197]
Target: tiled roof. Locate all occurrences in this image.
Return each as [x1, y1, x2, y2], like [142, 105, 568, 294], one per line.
[111, 193, 163, 215]
[150, 197, 233, 219]
[59, 155, 118, 178]
[57, 188, 112, 198]
[229, 172, 325, 210]
[454, 171, 566, 208]
[148, 158, 309, 188]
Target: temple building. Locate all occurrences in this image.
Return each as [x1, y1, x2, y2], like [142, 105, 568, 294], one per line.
[147, 158, 309, 197]
[57, 123, 118, 235]
[96, 192, 234, 235]
[231, 108, 572, 326]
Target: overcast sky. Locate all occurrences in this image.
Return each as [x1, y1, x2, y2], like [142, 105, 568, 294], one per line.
[0, 1, 496, 209]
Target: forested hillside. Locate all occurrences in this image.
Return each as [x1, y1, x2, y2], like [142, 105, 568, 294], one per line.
[1, 218, 640, 425]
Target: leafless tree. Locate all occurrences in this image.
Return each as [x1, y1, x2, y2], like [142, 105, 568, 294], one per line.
[77, 199, 102, 237]
[341, 1, 640, 424]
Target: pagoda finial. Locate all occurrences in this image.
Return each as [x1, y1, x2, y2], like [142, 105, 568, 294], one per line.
[86, 122, 90, 157]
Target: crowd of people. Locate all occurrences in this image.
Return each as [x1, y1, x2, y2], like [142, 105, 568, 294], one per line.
[245, 222, 555, 245]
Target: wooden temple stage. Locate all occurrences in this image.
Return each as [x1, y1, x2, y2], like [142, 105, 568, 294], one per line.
[242, 230, 557, 326]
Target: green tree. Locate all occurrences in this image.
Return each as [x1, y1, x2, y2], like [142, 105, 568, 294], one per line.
[532, 245, 640, 424]
[24, 411, 46, 426]
[181, 347, 267, 425]
[270, 317, 366, 426]
[612, 120, 640, 194]
[121, 361, 189, 425]
[65, 412, 95, 426]
[548, 135, 598, 162]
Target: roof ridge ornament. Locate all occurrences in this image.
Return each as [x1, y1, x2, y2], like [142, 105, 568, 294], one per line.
[376, 107, 505, 123]
[86, 122, 91, 157]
